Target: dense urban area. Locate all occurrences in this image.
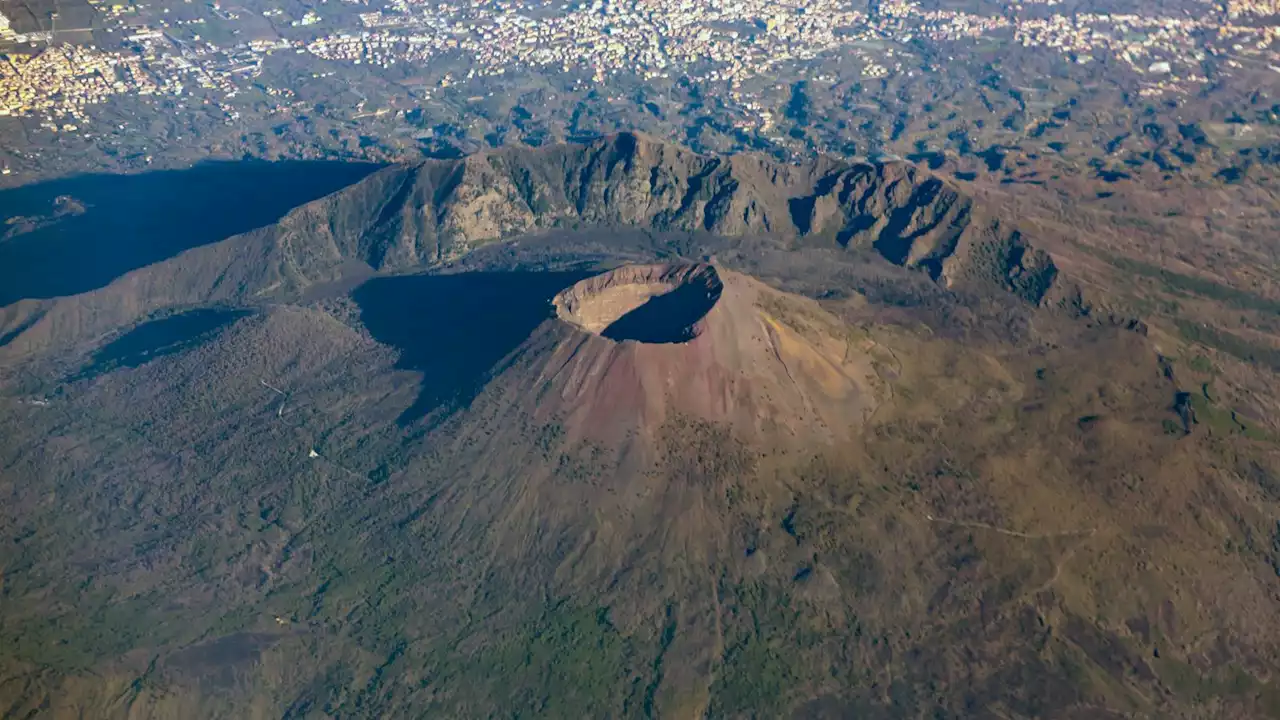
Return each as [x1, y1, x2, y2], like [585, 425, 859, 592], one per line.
[0, 0, 1277, 182]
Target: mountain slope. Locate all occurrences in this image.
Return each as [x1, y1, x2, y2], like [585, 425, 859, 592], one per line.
[278, 132, 1056, 298]
[5, 263, 1280, 718]
[3, 141, 1280, 719]
[0, 133, 1057, 362]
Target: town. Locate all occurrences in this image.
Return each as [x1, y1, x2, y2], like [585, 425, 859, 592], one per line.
[1, 0, 1277, 127]
[0, 0, 1277, 184]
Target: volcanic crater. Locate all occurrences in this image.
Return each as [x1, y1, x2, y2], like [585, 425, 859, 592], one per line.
[553, 263, 723, 344]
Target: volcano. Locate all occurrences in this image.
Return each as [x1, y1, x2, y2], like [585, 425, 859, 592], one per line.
[4, 138, 1280, 720]
[506, 263, 884, 449]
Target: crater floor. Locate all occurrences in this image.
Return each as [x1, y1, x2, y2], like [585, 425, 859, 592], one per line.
[553, 264, 723, 344]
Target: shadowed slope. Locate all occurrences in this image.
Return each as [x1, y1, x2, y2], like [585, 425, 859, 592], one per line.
[0, 160, 381, 305]
[0, 136, 1063, 362]
[601, 281, 719, 344]
[352, 269, 591, 424]
[215, 133, 1058, 302]
[76, 308, 251, 380]
[554, 263, 724, 344]
[4, 261, 1280, 718]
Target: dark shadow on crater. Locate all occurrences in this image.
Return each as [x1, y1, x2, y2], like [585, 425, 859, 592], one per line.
[601, 280, 722, 344]
[0, 160, 381, 306]
[353, 270, 592, 425]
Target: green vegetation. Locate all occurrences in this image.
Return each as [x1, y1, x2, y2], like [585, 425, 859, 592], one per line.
[1153, 656, 1280, 712]
[1187, 382, 1271, 441]
[710, 582, 806, 716]
[713, 634, 799, 715]
[3, 590, 195, 672]
[1186, 354, 1216, 374]
[1175, 320, 1280, 373]
[437, 603, 638, 717]
[1104, 252, 1280, 316]
[9, 190, 1280, 719]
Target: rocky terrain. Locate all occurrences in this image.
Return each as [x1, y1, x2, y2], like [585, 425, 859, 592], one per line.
[282, 132, 1059, 300]
[0, 133, 1061, 365]
[553, 263, 724, 342]
[2, 136, 1280, 718]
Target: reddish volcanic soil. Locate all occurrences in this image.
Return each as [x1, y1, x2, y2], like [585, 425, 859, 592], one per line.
[493, 263, 890, 448]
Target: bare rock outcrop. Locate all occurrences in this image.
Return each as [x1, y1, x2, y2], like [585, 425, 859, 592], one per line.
[270, 132, 1059, 301]
[0, 133, 1062, 360]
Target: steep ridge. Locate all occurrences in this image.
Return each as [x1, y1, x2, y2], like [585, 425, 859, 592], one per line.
[282, 132, 1055, 297]
[0, 134, 1059, 362]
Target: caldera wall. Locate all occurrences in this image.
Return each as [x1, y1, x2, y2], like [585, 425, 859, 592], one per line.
[553, 264, 723, 344]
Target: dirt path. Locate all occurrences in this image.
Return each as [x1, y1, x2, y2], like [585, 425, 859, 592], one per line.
[924, 513, 1097, 540]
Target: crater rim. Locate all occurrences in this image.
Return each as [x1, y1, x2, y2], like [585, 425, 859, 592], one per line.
[552, 263, 723, 344]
